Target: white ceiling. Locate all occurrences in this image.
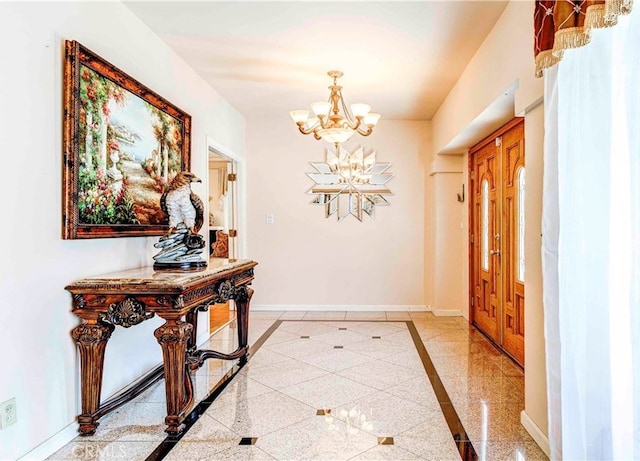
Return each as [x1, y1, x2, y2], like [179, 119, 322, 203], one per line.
[124, 1, 509, 122]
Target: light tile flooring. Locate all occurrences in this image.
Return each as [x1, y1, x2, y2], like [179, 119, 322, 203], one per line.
[49, 311, 548, 460]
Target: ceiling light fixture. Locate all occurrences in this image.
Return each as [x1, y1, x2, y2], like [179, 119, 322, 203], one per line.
[290, 70, 381, 145]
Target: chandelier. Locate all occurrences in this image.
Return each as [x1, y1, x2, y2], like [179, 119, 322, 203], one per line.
[290, 70, 381, 144]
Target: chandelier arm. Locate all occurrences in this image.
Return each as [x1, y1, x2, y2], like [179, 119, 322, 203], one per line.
[351, 118, 363, 131]
[356, 125, 374, 136]
[297, 124, 316, 135]
[317, 115, 329, 129]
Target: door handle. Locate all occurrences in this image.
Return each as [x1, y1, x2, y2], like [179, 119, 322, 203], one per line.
[490, 249, 501, 256]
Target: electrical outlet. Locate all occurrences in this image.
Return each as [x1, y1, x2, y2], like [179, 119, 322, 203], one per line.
[0, 398, 17, 429]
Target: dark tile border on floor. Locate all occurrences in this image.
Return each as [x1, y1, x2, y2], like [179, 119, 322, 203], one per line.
[145, 321, 283, 461]
[146, 318, 477, 461]
[406, 321, 479, 461]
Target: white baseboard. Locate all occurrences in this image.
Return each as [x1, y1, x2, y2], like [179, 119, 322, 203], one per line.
[521, 410, 550, 457]
[17, 422, 77, 461]
[251, 304, 430, 312]
[18, 326, 224, 461]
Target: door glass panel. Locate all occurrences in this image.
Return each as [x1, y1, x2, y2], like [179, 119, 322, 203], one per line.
[481, 179, 489, 271]
[517, 167, 525, 281]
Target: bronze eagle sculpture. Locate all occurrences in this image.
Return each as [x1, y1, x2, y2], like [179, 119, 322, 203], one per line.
[160, 172, 204, 234]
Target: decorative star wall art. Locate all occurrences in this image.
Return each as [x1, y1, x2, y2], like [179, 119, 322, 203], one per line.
[306, 145, 394, 221]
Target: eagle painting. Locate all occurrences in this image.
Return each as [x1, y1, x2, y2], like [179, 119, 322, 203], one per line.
[160, 172, 205, 234]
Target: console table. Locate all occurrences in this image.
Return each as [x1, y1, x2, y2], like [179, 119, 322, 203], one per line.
[65, 258, 257, 436]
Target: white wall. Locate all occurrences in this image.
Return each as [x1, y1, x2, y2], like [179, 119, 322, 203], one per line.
[429, 0, 548, 450]
[428, 156, 466, 314]
[432, 1, 543, 155]
[523, 101, 549, 442]
[246, 119, 429, 309]
[0, 2, 245, 459]
[423, 124, 435, 312]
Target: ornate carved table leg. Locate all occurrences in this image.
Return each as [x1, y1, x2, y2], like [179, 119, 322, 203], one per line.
[154, 317, 194, 436]
[185, 304, 209, 354]
[235, 286, 254, 364]
[71, 320, 115, 435]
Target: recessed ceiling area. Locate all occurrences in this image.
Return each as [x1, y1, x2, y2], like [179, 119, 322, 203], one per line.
[124, 1, 509, 122]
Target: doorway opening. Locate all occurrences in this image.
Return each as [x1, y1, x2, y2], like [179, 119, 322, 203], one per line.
[469, 117, 525, 367]
[207, 145, 240, 333]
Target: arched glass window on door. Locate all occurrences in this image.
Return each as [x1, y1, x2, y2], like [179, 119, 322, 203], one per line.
[517, 167, 525, 281]
[481, 179, 489, 271]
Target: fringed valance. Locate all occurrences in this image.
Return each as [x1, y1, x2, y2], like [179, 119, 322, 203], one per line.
[534, 0, 634, 77]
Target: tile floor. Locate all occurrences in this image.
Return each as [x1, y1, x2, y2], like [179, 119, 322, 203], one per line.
[48, 311, 548, 460]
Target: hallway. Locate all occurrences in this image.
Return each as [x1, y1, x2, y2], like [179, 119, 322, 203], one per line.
[49, 311, 547, 460]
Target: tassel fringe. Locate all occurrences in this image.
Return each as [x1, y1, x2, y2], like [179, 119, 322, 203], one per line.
[552, 27, 591, 56]
[584, 4, 609, 29]
[535, 0, 634, 77]
[535, 50, 562, 78]
[606, 0, 634, 20]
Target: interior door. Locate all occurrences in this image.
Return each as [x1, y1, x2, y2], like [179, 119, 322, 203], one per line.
[208, 148, 239, 332]
[469, 118, 525, 366]
[208, 151, 239, 259]
[226, 160, 238, 260]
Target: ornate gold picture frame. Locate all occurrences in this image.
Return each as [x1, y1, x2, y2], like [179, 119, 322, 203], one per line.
[62, 40, 191, 239]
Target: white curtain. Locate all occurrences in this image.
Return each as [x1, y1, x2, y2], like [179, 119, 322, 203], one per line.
[543, 6, 640, 460]
[543, 63, 562, 461]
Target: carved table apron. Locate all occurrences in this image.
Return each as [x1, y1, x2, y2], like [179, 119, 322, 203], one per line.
[66, 258, 257, 436]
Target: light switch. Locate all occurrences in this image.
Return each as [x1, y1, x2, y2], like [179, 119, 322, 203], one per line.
[265, 213, 274, 224]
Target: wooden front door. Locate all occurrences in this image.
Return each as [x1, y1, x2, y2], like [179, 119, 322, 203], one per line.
[471, 140, 500, 342]
[469, 118, 525, 366]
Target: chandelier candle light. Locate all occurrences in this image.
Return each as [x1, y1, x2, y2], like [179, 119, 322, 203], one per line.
[290, 70, 381, 144]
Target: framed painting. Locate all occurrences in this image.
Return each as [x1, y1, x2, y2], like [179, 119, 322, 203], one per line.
[62, 40, 191, 239]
